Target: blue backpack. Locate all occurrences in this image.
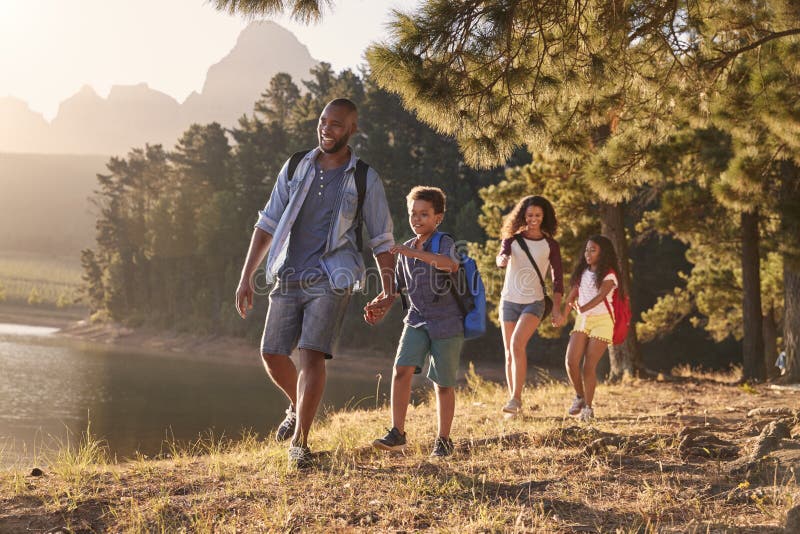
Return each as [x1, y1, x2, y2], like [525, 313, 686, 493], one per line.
[398, 232, 486, 340]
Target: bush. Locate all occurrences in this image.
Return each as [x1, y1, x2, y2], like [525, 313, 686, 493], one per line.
[27, 287, 43, 305]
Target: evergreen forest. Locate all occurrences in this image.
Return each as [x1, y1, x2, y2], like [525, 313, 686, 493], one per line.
[83, 0, 800, 383]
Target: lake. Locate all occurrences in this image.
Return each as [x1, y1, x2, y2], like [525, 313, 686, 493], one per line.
[0, 323, 392, 465]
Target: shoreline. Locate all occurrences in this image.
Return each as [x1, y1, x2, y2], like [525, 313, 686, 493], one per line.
[1, 302, 510, 381]
[57, 320, 510, 381]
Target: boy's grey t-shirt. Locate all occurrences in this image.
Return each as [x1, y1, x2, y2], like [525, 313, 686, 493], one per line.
[396, 233, 464, 339]
[279, 161, 348, 282]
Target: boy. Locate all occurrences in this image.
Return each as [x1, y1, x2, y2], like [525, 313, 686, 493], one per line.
[366, 186, 464, 457]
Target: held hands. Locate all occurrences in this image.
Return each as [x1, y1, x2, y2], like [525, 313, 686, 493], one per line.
[235, 277, 254, 318]
[496, 254, 509, 268]
[389, 244, 417, 258]
[363, 291, 396, 325]
[551, 308, 565, 328]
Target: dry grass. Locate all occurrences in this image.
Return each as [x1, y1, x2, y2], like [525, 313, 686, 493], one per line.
[1, 365, 798, 532]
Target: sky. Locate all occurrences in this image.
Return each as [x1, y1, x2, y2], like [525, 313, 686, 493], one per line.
[0, 0, 419, 120]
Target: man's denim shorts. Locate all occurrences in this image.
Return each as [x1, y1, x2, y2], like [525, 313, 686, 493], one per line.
[261, 278, 352, 359]
[394, 324, 464, 387]
[499, 299, 545, 322]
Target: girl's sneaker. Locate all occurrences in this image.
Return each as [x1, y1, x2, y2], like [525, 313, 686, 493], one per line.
[579, 406, 594, 422]
[568, 396, 585, 416]
[502, 397, 522, 414]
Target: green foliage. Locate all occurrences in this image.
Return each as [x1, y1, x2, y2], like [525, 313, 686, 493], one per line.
[27, 287, 43, 306]
[212, 0, 329, 23]
[474, 154, 597, 337]
[81, 66, 505, 341]
[367, 0, 685, 203]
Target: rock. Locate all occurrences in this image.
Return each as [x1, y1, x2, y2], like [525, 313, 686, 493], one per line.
[751, 420, 791, 460]
[747, 407, 797, 418]
[785, 504, 800, 532]
[678, 428, 738, 459]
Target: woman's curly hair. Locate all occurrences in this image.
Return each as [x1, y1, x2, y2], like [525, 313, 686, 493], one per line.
[570, 235, 624, 297]
[500, 195, 557, 239]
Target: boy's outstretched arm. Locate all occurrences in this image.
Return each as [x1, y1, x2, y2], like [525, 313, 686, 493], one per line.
[390, 244, 459, 273]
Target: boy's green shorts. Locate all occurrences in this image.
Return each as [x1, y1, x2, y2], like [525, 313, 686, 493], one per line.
[394, 324, 464, 387]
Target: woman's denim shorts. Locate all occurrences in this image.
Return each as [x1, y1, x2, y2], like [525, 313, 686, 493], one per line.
[499, 299, 545, 322]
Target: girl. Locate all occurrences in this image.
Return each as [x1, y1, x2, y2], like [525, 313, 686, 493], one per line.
[562, 235, 621, 422]
[496, 196, 563, 415]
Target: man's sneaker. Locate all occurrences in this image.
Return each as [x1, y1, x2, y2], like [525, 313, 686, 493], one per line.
[372, 427, 407, 451]
[502, 397, 522, 414]
[568, 395, 586, 416]
[579, 406, 594, 422]
[430, 436, 455, 458]
[275, 407, 296, 442]
[288, 444, 313, 469]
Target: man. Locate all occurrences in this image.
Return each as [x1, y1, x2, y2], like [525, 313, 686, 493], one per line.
[235, 98, 396, 469]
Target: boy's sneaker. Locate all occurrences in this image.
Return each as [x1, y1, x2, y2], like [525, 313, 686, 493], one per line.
[372, 427, 407, 451]
[288, 444, 313, 469]
[568, 395, 586, 416]
[502, 397, 522, 414]
[579, 406, 594, 422]
[275, 406, 296, 442]
[430, 437, 455, 458]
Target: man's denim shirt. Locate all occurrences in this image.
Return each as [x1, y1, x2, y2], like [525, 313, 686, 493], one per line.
[254, 147, 394, 290]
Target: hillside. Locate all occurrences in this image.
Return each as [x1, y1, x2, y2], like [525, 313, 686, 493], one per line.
[0, 152, 106, 256]
[1, 372, 798, 531]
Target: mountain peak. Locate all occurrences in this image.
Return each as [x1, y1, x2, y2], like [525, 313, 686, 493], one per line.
[2, 22, 318, 154]
[77, 85, 100, 97]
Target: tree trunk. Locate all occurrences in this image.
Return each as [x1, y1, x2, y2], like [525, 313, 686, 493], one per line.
[741, 210, 766, 381]
[783, 262, 800, 382]
[600, 202, 640, 381]
[763, 306, 779, 380]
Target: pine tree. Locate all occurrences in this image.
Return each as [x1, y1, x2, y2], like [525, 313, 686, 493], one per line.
[367, 0, 695, 379]
[685, 3, 800, 381]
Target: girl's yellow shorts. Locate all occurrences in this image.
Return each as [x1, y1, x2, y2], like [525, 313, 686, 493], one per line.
[571, 313, 613, 344]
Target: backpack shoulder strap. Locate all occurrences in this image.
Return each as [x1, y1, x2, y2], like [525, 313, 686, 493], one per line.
[430, 232, 469, 316]
[429, 231, 444, 254]
[353, 159, 369, 251]
[514, 234, 548, 296]
[287, 149, 311, 181]
[601, 268, 617, 322]
[431, 232, 457, 255]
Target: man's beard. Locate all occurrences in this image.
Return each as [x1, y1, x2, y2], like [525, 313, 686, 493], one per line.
[319, 134, 350, 154]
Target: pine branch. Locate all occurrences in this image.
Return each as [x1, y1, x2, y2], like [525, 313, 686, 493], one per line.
[704, 27, 800, 72]
[211, 0, 330, 23]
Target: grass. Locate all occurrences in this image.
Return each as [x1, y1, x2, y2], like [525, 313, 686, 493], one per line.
[0, 252, 84, 307]
[1, 365, 798, 532]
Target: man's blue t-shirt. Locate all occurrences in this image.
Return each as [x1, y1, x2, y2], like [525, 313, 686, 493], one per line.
[279, 161, 347, 282]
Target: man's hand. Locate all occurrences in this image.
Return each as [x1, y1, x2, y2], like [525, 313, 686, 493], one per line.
[363, 291, 396, 325]
[235, 277, 255, 318]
